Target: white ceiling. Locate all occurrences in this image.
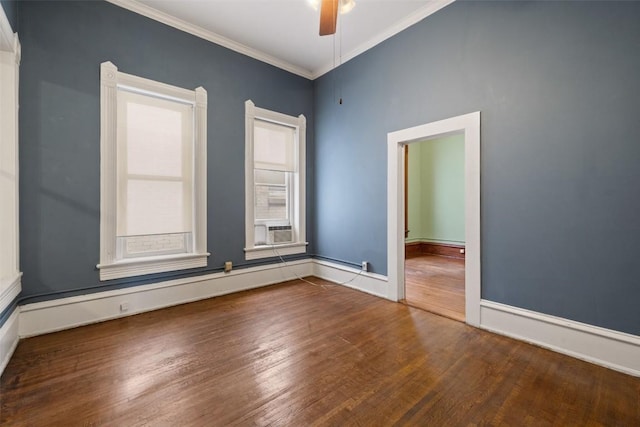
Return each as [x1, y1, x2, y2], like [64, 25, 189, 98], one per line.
[110, 0, 453, 79]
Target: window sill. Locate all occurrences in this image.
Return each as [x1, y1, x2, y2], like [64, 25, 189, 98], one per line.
[244, 242, 308, 260]
[97, 252, 210, 281]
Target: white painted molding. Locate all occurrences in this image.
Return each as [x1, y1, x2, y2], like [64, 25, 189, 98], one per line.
[244, 100, 256, 251]
[312, 0, 456, 79]
[99, 61, 119, 273]
[106, 0, 455, 80]
[313, 259, 389, 300]
[105, 0, 313, 80]
[0, 309, 19, 376]
[404, 238, 465, 246]
[0, 273, 21, 314]
[9, 254, 640, 378]
[297, 113, 307, 252]
[0, 31, 21, 320]
[387, 112, 481, 326]
[18, 258, 387, 339]
[97, 253, 210, 281]
[480, 300, 640, 377]
[317, 258, 639, 376]
[98, 62, 209, 280]
[20, 260, 313, 338]
[194, 86, 208, 257]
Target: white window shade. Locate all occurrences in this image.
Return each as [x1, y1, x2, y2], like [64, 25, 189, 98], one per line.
[125, 180, 190, 235]
[254, 119, 295, 172]
[116, 89, 194, 237]
[125, 101, 184, 177]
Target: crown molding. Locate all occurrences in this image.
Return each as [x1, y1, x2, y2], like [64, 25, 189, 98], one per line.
[311, 0, 455, 79]
[106, 0, 314, 80]
[107, 0, 456, 81]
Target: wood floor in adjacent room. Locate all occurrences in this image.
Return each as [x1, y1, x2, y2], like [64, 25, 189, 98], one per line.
[405, 254, 465, 322]
[1, 278, 638, 426]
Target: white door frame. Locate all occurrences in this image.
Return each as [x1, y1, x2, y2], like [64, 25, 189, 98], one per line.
[387, 112, 481, 326]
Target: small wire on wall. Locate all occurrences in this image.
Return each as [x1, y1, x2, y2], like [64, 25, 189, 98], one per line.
[271, 246, 364, 289]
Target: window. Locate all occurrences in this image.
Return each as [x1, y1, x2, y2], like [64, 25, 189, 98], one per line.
[0, 32, 21, 309]
[98, 62, 208, 280]
[244, 100, 307, 260]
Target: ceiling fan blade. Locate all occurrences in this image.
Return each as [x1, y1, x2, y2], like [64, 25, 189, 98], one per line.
[319, 0, 338, 36]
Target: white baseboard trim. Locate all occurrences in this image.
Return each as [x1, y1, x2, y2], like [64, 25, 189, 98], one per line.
[11, 258, 640, 378]
[312, 260, 390, 300]
[0, 273, 21, 315]
[0, 308, 19, 376]
[480, 300, 640, 377]
[19, 259, 313, 338]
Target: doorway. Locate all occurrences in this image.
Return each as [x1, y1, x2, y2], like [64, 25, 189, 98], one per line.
[386, 112, 481, 327]
[404, 135, 466, 321]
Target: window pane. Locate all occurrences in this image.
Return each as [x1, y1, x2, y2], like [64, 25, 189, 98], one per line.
[254, 224, 267, 246]
[255, 169, 288, 222]
[121, 180, 192, 236]
[255, 169, 286, 185]
[116, 90, 195, 240]
[120, 90, 193, 178]
[120, 232, 189, 257]
[127, 103, 183, 177]
[254, 119, 295, 172]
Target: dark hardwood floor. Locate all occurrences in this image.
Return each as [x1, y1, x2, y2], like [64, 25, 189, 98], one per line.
[1, 278, 638, 426]
[405, 254, 465, 322]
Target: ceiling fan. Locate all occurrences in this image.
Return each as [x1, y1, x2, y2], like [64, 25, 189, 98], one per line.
[317, 0, 356, 36]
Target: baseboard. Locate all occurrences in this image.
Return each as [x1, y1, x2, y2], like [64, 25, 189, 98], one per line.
[19, 259, 313, 338]
[312, 260, 390, 300]
[0, 308, 19, 376]
[404, 241, 423, 258]
[12, 258, 640, 378]
[405, 240, 465, 259]
[18, 258, 386, 339]
[0, 273, 21, 315]
[480, 300, 640, 377]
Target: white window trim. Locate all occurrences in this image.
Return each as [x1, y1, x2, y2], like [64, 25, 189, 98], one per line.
[98, 62, 209, 281]
[0, 29, 21, 313]
[244, 100, 307, 260]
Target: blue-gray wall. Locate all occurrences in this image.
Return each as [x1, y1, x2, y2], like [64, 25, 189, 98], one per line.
[10, 0, 640, 337]
[1, 0, 17, 31]
[18, 1, 314, 304]
[314, 1, 640, 335]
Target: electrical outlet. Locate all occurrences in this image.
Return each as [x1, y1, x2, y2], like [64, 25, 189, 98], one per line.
[224, 261, 233, 273]
[120, 302, 129, 312]
[361, 261, 369, 272]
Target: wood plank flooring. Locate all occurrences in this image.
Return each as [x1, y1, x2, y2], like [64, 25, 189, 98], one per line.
[405, 254, 465, 322]
[2, 278, 639, 426]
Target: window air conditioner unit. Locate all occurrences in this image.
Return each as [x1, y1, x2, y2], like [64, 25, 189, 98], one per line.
[268, 225, 293, 244]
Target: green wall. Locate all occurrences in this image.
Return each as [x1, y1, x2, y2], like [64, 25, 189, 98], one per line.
[406, 134, 465, 245]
